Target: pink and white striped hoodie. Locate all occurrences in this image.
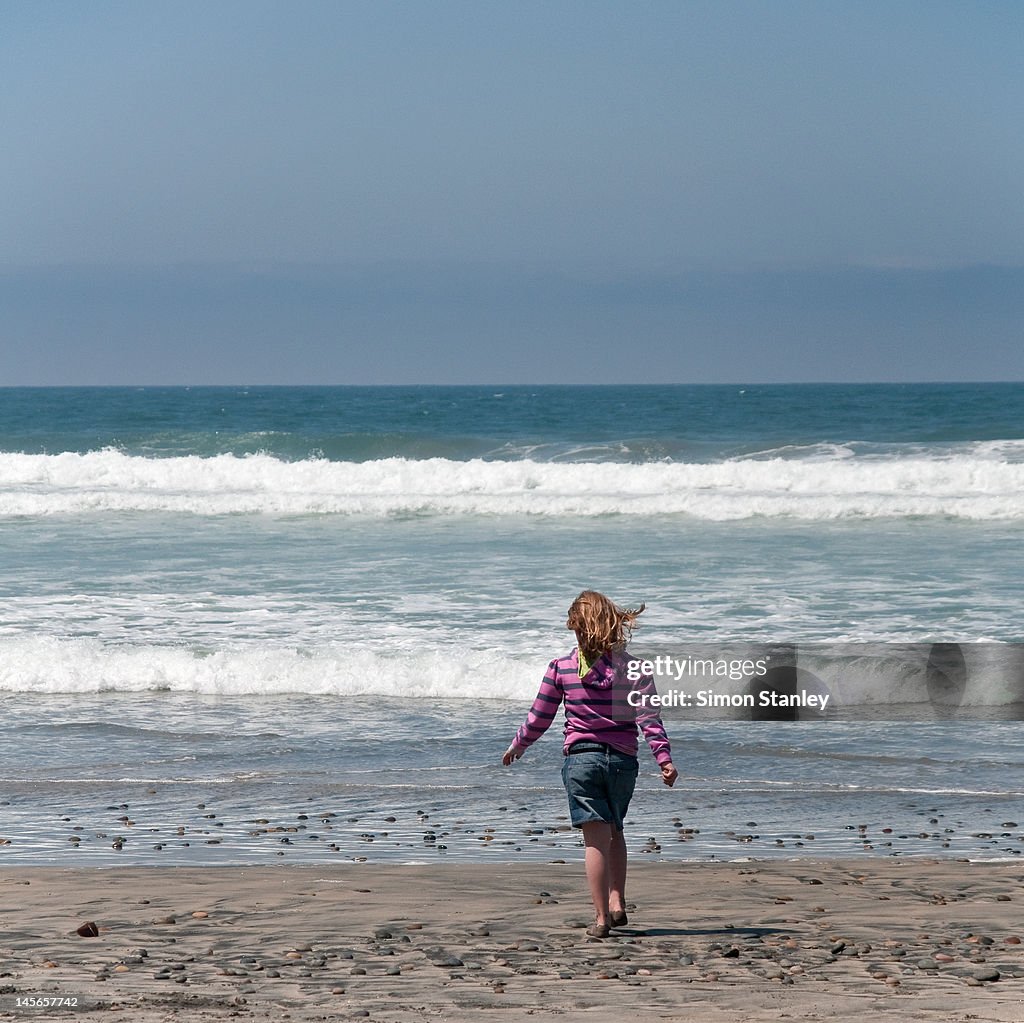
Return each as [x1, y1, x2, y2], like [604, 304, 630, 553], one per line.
[511, 648, 673, 766]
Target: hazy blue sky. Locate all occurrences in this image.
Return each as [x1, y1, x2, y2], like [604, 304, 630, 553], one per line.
[2, 1, 1022, 383]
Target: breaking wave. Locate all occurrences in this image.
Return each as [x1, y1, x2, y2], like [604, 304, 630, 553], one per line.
[1, 447, 1023, 520]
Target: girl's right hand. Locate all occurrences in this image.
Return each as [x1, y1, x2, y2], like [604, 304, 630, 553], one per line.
[502, 745, 522, 766]
[661, 761, 678, 787]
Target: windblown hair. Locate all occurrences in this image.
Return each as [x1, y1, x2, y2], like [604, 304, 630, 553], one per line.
[567, 590, 645, 659]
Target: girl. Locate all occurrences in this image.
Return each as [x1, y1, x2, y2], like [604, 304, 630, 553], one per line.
[503, 590, 677, 938]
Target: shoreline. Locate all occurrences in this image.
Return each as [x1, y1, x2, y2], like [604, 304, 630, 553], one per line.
[1, 850, 1023, 871]
[1, 859, 1021, 1021]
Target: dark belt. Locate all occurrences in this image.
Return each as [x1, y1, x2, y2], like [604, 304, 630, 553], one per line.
[565, 741, 616, 756]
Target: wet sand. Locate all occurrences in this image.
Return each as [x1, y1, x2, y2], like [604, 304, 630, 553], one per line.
[0, 859, 1021, 1022]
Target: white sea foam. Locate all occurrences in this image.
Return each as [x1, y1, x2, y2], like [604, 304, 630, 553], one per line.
[0, 635, 542, 699]
[2, 636, 1021, 706]
[1, 448, 1024, 519]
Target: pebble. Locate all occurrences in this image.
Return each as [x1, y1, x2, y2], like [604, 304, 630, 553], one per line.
[972, 968, 1001, 982]
[430, 952, 464, 967]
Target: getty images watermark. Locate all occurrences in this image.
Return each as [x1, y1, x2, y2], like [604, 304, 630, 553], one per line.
[617, 643, 1024, 721]
[626, 653, 831, 712]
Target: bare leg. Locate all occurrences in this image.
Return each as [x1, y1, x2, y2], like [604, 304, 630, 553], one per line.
[608, 826, 627, 917]
[580, 821, 611, 927]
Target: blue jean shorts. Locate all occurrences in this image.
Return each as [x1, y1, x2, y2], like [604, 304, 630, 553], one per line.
[560, 746, 639, 830]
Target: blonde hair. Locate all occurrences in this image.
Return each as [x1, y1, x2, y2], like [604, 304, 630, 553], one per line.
[567, 590, 645, 659]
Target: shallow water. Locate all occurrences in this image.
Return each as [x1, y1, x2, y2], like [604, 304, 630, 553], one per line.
[1, 694, 1020, 866]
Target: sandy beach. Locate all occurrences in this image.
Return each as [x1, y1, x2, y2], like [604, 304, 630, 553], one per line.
[0, 859, 1020, 1022]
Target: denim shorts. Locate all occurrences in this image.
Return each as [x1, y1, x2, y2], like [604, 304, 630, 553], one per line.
[560, 748, 639, 830]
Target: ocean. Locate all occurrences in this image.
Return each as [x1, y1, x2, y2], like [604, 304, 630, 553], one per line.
[0, 384, 1021, 866]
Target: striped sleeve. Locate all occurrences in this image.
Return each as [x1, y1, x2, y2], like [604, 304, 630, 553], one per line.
[512, 659, 564, 752]
[632, 671, 674, 767]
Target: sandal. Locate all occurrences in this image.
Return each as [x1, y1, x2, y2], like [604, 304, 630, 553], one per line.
[610, 910, 629, 927]
[586, 923, 610, 938]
